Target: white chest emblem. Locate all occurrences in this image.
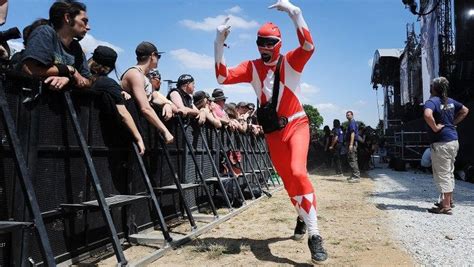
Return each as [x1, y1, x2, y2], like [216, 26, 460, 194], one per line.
[263, 69, 275, 99]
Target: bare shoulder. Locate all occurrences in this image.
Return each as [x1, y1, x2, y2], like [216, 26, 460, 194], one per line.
[122, 68, 144, 89]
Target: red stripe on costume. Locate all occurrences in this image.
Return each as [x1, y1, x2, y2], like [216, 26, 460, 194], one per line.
[300, 196, 313, 214]
[312, 193, 317, 209]
[216, 63, 227, 77]
[277, 86, 304, 117]
[290, 197, 297, 207]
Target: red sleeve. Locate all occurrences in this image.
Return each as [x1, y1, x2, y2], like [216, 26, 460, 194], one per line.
[215, 60, 253, 85]
[286, 26, 315, 73]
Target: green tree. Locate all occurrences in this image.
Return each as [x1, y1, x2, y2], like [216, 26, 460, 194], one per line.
[303, 104, 323, 129]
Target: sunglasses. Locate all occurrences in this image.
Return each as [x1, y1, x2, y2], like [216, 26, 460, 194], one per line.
[152, 52, 161, 59]
[256, 36, 280, 48]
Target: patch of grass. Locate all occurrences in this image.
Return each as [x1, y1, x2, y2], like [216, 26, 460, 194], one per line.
[240, 243, 251, 253]
[191, 241, 211, 253]
[207, 243, 226, 259]
[190, 241, 227, 260]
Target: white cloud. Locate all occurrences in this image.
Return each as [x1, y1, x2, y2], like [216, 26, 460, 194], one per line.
[298, 82, 321, 104]
[368, 58, 373, 68]
[7, 40, 24, 55]
[226, 6, 242, 14]
[170, 48, 214, 70]
[238, 33, 253, 41]
[180, 14, 258, 32]
[356, 100, 367, 105]
[315, 103, 339, 112]
[79, 34, 123, 54]
[301, 82, 320, 94]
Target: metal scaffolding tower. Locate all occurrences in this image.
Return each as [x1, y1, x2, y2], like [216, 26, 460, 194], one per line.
[437, 0, 455, 77]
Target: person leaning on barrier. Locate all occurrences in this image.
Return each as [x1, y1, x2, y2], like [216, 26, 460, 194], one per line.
[10, 19, 49, 72]
[424, 77, 469, 215]
[193, 91, 221, 129]
[222, 101, 244, 132]
[21, 0, 91, 90]
[121, 41, 174, 144]
[88, 45, 145, 155]
[145, 68, 181, 120]
[236, 101, 251, 133]
[210, 88, 233, 128]
[244, 102, 261, 136]
[167, 74, 206, 125]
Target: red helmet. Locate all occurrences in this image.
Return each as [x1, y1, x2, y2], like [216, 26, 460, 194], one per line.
[257, 22, 282, 63]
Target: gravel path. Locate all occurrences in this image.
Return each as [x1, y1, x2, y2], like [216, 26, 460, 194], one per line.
[369, 165, 474, 265]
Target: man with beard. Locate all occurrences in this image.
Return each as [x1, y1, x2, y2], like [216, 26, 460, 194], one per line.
[214, 0, 328, 263]
[22, 0, 91, 90]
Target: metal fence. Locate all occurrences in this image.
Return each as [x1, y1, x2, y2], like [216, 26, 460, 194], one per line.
[0, 73, 277, 266]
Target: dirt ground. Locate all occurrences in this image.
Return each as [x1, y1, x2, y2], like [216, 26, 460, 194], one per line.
[111, 166, 413, 266]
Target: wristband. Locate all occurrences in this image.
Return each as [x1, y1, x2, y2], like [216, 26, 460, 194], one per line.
[56, 64, 70, 77]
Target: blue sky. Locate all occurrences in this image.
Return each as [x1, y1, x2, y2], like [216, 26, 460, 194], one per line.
[5, 0, 418, 128]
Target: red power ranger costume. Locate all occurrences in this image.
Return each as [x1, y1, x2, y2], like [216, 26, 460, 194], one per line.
[214, 2, 327, 263]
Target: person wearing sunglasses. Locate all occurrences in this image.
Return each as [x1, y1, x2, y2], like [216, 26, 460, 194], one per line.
[214, 0, 327, 264]
[121, 41, 174, 144]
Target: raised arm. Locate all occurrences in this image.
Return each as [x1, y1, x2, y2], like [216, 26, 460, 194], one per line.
[270, 0, 314, 72]
[214, 18, 253, 85]
[124, 70, 174, 143]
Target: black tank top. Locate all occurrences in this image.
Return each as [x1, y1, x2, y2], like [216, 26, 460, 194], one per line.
[167, 88, 193, 108]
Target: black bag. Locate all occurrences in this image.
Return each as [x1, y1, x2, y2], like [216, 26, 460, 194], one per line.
[256, 56, 287, 134]
[241, 182, 262, 199]
[215, 179, 243, 208]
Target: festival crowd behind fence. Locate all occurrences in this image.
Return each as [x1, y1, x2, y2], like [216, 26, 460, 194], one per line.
[0, 1, 281, 265]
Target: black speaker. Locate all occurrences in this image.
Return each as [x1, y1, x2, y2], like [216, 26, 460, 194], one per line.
[458, 60, 474, 81]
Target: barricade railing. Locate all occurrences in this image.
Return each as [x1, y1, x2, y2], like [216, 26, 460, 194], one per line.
[0, 73, 278, 265]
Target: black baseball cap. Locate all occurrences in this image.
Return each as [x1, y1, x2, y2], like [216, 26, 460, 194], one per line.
[193, 91, 214, 104]
[135, 41, 164, 58]
[92, 45, 117, 68]
[177, 74, 194, 88]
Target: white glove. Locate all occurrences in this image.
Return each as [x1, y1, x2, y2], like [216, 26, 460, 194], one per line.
[268, 0, 301, 16]
[215, 17, 231, 45]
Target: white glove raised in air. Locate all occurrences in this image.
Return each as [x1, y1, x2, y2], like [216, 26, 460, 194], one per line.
[268, 0, 301, 16]
[215, 17, 231, 45]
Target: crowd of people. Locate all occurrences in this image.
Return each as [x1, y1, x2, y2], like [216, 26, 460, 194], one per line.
[316, 111, 379, 183]
[4, 1, 266, 158]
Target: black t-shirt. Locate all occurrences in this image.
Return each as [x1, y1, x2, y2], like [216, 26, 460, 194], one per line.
[21, 24, 91, 78]
[91, 76, 124, 105]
